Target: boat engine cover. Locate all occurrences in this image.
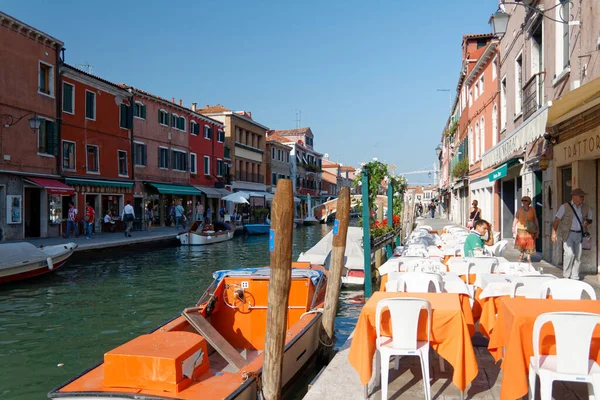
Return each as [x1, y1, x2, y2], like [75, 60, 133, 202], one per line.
[104, 330, 209, 393]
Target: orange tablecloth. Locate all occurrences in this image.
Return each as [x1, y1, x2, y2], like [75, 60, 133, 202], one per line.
[475, 288, 504, 337]
[348, 292, 478, 392]
[378, 274, 475, 336]
[488, 297, 600, 400]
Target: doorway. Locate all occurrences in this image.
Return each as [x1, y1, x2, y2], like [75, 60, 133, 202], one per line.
[501, 179, 515, 239]
[534, 171, 543, 250]
[24, 187, 41, 237]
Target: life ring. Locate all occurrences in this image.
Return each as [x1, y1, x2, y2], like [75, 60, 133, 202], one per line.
[47, 257, 54, 271]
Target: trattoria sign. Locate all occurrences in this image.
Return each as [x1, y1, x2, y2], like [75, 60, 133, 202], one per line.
[554, 129, 600, 166]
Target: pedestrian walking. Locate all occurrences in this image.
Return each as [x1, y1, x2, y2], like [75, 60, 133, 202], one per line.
[467, 200, 481, 228]
[122, 200, 135, 237]
[84, 202, 95, 239]
[219, 205, 226, 221]
[551, 188, 594, 280]
[168, 202, 175, 227]
[512, 196, 539, 263]
[145, 203, 154, 231]
[175, 201, 186, 230]
[205, 206, 212, 224]
[64, 202, 79, 238]
[428, 202, 436, 218]
[196, 201, 204, 221]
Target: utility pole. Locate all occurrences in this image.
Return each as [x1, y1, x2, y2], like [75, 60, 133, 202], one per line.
[293, 109, 301, 128]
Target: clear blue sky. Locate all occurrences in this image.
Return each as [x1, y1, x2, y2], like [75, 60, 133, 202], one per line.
[3, 0, 497, 184]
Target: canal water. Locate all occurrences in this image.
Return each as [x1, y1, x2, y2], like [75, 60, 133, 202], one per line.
[0, 225, 363, 399]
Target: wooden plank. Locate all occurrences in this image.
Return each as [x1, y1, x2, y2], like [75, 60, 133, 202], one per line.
[182, 308, 247, 371]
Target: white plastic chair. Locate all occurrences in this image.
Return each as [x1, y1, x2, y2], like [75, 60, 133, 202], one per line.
[376, 298, 432, 400]
[418, 225, 433, 231]
[400, 272, 442, 293]
[485, 240, 508, 257]
[402, 248, 428, 257]
[510, 275, 558, 298]
[529, 312, 600, 400]
[539, 279, 597, 300]
[404, 260, 446, 274]
[465, 262, 495, 284]
[494, 262, 535, 275]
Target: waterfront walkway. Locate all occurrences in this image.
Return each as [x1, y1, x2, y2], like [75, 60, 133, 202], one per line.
[305, 217, 597, 400]
[13, 226, 181, 252]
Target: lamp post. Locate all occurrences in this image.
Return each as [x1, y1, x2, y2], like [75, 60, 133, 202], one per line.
[489, 2, 572, 37]
[1, 112, 43, 132]
[489, 9, 509, 36]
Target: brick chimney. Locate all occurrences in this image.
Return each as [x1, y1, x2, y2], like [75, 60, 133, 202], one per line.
[206, 104, 209, 108]
[191, 102, 197, 111]
[172, 97, 175, 103]
[179, 99, 182, 106]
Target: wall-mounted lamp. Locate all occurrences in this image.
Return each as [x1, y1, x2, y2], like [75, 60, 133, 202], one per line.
[1, 112, 43, 133]
[435, 144, 443, 159]
[539, 154, 550, 171]
[489, 1, 575, 37]
[543, 133, 557, 145]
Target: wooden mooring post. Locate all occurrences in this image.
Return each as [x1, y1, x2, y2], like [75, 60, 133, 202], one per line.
[263, 179, 294, 400]
[320, 187, 350, 357]
[361, 170, 372, 298]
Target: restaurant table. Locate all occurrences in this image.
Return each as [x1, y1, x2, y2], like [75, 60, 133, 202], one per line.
[348, 292, 478, 393]
[488, 297, 600, 400]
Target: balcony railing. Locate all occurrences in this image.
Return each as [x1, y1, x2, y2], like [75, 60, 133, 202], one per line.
[522, 74, 542, 121]
[235, 172, 264, 184]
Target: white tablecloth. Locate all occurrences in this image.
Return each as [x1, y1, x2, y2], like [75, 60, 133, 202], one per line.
[386, 271, 469, 295]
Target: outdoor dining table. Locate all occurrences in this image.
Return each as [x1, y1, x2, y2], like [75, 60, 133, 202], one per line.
[348, 292, 479, 394]
[488, 297, 600, 400]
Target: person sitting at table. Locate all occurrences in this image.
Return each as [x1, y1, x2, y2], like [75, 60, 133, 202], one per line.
[103, 210, 116, 233]
[463, 219, 489, 257]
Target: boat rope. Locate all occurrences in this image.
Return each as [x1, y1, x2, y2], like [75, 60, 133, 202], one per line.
[242, 370, 264, 399]
[299, 308, 323, 319]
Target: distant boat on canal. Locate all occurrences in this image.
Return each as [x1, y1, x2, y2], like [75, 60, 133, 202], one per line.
[244, 223, 270, 235]
[0, 242, 77, 284]
[49, 263, 328, 400]
[176, 221, 235, 245]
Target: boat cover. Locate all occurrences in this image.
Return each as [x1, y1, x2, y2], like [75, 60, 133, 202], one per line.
[0, 242, 49, 269]
[299, 227, 365, 271]
[212, 267, 324, 286]
[297, 231, 333, 265]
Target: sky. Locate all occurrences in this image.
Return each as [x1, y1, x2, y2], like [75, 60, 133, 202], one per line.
[3, 0, 497, 185]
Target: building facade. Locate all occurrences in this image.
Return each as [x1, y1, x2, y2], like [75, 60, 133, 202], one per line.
[60, 65, 134, 234]
[265, 139, 291, 192]
[0, 12, 65, 240]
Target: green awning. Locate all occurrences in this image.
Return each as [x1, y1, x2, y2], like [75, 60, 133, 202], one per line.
[65, 178, 133, 188]
[488, 158, 521, 182]
[147, 183, 202, 195]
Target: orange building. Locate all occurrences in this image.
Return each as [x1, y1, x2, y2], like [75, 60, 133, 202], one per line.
[60, 64, 134, 233]
[0, 12, 65, 239]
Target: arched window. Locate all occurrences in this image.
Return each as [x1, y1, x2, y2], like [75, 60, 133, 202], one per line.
[468, 126, 474, 165]
[474, 122, 480, 160]
[480, 117, 485, 157]
[492, 104, 498, 146]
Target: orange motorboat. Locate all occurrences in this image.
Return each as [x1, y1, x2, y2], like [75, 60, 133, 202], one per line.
[49, 262, 327, 400]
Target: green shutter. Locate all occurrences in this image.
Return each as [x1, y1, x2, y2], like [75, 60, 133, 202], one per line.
[47, 121, 58, 156]
[63, 84, 73, 113]
[142, 144, 147, 166]
[166, 113, 170, 126]
[141, 104, 146, 119]
[158, 109, 161, 124]
[120, 104, 127, 128]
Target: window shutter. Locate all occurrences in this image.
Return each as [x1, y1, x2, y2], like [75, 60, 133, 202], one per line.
[166, 113, 170, 126]
[120, 104, 127, 128]
[142, 145, 147, 166]
[86, 94, 92, 118]
[166, 149, 170, 168]
[184, 153, 188, 171]
[208, 127, 212, 139]
[158, 110, 161, 124]
[141, 104, 146, 119]
[47, 121, 58, 155]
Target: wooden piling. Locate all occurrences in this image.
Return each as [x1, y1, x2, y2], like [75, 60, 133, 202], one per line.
[262, 179, 294, 400]
[321, 187, 350, 349]
[361, 170, 372, 298]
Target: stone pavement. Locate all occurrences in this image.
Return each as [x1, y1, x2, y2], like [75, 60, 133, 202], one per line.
[5, 226, 181, 252]
[304, 217, 594, 399]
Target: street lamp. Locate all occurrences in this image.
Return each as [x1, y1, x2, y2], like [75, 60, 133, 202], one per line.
[435, 144, 443, 159]
[489, 9, 509, 36]
[489, 1, 573, 36]
[1, 112, 43, 132]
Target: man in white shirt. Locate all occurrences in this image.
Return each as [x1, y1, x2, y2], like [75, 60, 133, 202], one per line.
[551, 188, 593, 280]
[121, 200, 136, 237]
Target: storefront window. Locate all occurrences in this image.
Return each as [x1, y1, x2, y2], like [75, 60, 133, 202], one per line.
[49, 194, 62, 225]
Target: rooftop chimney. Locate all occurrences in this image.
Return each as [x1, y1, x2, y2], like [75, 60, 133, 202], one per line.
[191, 102, 197, 111]
[206, 104, 209, 108]
[179, 99, 182, 106]
[172, 97, 175, 103]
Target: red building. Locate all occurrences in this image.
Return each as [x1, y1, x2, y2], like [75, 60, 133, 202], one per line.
[0, 12, 66, 239]
[126, 89, 227, 225]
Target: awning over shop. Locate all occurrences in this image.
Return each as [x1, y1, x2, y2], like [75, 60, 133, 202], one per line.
[194, 186, 231, 198]
[26, 177, 75, 195]
[547, 76, 600, 127]
[65, 178, 133, 188]
[146, 183, 201, 195]
[488, 158, 521, 182]
[481, 105, 548, 169]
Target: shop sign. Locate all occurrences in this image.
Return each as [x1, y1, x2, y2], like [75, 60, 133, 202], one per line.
[488, 164, 508, 182]
[554, 130, 600, 166]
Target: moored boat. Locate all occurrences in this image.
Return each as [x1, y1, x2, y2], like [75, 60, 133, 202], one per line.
[176, 221, 235, 245]
[49, 262, 327, 400]
[244, 223, 270, 235]
[0, 242, 77, 284]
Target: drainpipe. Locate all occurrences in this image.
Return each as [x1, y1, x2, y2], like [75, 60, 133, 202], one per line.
[56, 45, 64, 177]
[128, 89, 135, 182]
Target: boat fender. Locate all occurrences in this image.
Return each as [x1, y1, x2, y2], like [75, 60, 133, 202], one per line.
[205, 296, 217, 317]
[47, 257, 54, 271]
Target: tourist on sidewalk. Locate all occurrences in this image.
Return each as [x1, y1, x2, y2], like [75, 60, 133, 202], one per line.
[168, 202, 175, 227]
[463, 219, 489, 257]
[467, 200, 481, 228]
[84, 202, 95, 239]
[551, 188, 593, 280]
[196, 201, 204, 221]
[103, 211, 116, 233]
[64, 202, 79, 238]
[122, 200, 135, 237]
[428, 202, 436, 218]
[145, 203, 154, 231]
[175, 201, 186, 230]
[512, 196, 539, 263]
[205, 205, 212, 224]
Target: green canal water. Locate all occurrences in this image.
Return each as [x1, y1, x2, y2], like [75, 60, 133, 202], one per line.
[0, 225, 363, 399]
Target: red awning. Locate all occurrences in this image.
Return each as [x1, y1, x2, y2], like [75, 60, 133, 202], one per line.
[26, 177, 75, 195]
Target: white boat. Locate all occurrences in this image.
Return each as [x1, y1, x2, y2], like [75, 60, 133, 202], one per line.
[0, 242, 77, 284]
[303, 193, 320, 225]
[298, 226, 366, 287]
[176, 221, 235, 245]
